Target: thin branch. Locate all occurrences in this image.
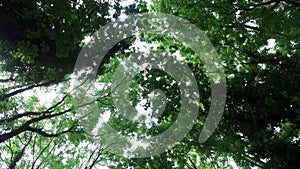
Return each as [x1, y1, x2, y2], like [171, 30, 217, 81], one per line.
[238, 0, 279, 11]
[282, 0, 300, 7]
[0, 111, 42, 124]
[207, 155, 218, 169]
[9, 134, 32, 169]
[0, 92, 69, 125]
[0, 108, 71, 143]
[271, 126, 298, 150]
[188, 156, 198, 169]
[0, 76, 14, 83]
[83, 147, 97, 169]
[239, 154, 265, 168]
[27, 125, 76, 138]
[31, 134, 37, 167]
[43, 94, 70, 113]
[34, 139, 57, 169]
[31, 137, 54, 169]
[87, 146, 103, 169]
[0, 80, 56, 101]
[4, 140, 14, 162]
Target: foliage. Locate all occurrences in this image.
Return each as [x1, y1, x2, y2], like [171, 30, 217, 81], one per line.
[1, 0, 300, 168]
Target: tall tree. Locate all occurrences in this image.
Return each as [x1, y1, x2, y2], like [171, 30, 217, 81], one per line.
[152, 0, 300, 168]
[1, 0, 299, 168]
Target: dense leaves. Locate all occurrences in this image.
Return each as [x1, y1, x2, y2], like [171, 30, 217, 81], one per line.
[1, 0, 299, 168]
[152, 0, 300, 168]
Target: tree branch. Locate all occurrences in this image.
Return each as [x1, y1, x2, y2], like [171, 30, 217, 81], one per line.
[0, 80, 56, 101]
[31, 138, 54, 169]
[0, 108, 71, 143]
[0, 76, 14, 83]
[188, 156, 198, 169]
[86, 146, 103, 169]
[9, 134, 32, 169]
[0, 93, 69, 126]
[0, 111, 42, 124]
[238, 0, 279, 11]
[27, 125, 76, 138]
[282, 0, 300, 7]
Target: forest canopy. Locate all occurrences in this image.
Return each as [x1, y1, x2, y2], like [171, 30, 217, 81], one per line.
[0, 0, 299, 168]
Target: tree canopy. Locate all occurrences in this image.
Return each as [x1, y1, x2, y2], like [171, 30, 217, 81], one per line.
[0, 0, 299, 168]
